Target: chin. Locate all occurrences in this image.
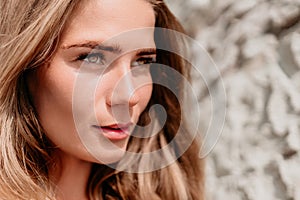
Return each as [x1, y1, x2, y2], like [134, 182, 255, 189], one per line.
[86, 143, 128, 165]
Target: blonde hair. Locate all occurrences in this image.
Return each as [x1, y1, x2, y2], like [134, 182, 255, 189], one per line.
[0, 0, 204, 199]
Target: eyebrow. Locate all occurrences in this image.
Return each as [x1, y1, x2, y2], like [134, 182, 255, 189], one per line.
[61, 41, 122, 54]
[136, 48, 156, 56]
[62, 41, 156, 56]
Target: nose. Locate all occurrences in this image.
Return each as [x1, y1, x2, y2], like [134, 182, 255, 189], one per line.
[105, 64, 140, 108]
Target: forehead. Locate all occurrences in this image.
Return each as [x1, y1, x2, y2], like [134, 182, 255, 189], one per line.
[60, 0, 156, 48]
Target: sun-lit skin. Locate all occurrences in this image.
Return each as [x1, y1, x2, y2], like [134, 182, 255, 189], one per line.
[27, 0, 156, 199]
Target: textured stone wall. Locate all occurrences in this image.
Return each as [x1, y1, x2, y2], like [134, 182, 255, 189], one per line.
[165, 0, 300, 199]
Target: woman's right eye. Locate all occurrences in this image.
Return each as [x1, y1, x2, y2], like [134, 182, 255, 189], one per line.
[77, 53, 105, 65]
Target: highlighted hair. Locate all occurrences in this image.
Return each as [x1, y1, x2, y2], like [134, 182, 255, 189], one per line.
[0, 0, 204, 199]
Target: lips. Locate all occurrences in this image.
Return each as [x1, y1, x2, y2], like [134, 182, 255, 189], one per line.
[92, 123, 132, 140]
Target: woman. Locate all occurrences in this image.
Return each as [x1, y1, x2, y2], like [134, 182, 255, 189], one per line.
[0, 0, 204, 199]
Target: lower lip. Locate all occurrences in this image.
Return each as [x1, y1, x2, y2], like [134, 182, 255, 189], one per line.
[94, 126, 129, 140]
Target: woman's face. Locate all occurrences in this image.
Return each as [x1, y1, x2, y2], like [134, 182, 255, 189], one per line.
[29, 0, 155, 164]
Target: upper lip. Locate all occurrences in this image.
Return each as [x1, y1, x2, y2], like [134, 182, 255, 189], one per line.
[95, 122, 133, 129]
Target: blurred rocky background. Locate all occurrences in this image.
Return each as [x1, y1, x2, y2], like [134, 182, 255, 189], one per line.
[165, 0, 300, 199]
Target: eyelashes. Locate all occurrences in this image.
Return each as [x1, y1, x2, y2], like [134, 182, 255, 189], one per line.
[132, 57, 156, 66]
[76, 52, 156, 67]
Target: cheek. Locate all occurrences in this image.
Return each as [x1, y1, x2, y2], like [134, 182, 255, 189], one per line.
[137, 81, 153, 111]
[133, 69, 153, 107]
[32, 63, 78, 145]
[35, 67, 74, 118]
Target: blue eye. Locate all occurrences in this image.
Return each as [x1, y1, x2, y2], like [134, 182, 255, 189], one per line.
[131, 57, 156, 67]
[77, 53, 105, 65]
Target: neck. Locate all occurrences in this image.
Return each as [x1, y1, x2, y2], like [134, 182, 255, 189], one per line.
[50, 150, 92, 200]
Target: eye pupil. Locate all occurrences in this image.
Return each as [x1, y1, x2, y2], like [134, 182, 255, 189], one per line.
[88, 55, 99, 63]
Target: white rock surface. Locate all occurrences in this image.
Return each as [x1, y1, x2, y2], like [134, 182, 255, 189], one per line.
[166, 0, 300, 199]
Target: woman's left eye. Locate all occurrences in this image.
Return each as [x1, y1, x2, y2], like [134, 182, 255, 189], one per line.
[131, 57, 156, 67]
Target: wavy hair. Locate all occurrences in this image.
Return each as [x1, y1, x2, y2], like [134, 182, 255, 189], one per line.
[0, 0, 204, 199]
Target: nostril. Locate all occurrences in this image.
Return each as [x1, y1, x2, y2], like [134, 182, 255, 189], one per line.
[128, 92, 140, 107]
[105, 90, 139, 107]
[105, 94, 112, 107]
